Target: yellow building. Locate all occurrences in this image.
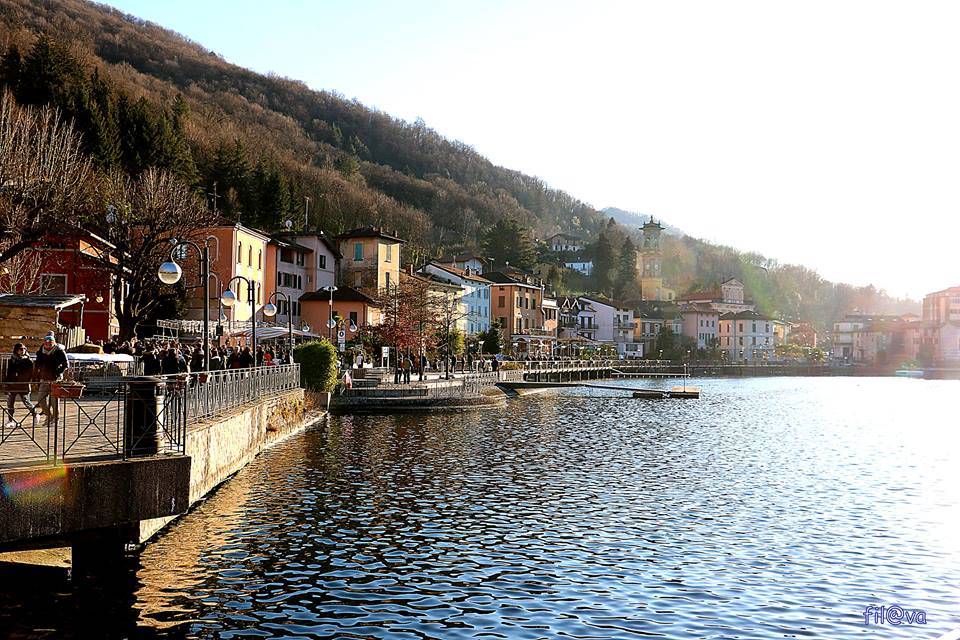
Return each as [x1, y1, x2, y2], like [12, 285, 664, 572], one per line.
[336, 226, 404, 295]
[637, 217, 675, 301]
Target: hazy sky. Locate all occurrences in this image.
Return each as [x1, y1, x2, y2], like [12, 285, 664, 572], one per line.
[99, 0, 959, 299]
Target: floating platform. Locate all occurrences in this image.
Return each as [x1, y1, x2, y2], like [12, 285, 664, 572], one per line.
[633, 386, 700, 399]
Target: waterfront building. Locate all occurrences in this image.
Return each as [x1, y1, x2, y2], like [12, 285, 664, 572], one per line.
[265, 236, 312, 332]
[336, 226, 404, 295]
[680, 303, 720, 350]
[917, 285, 960, 364]
[578, 295, 641, 357]
[771, 319, 792, 346]
[637, 217, 676, 302]
[300, 285, 381, 343]
[421, 262, 492, 335]
[556, 296, 596, 342]
[634, 301, 682, 357]
[831, 313, 905, 362]
[718, 310, 775, 362]
[203, 223, 271, 323]
[541, 295, 559, 340]
[485, 270, 553, 355]
[677, 278, 754, 314]
[279, 230, 341, 290]
[548, 232, 585, 252]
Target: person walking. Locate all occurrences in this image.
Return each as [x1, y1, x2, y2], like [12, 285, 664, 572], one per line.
[238, 346, 254, 369]
[5, 343, 36, 426]
[402, 354, 412, 384]
[34, 333, 68, 426]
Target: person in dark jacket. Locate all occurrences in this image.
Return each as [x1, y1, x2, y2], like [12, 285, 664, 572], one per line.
[34, 333, 68, 425]
[5, 343, 36, 425]
[189, 345, 205, 372]
[142, 347, 162, 376]
[238, 347, 254, 369]
[161, 348, 185, 375]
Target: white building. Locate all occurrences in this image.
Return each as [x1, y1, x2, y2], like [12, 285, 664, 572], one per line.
[548, 233, 585, 252]
[564, 260, 594, 276]
[422, 262, 492, 335]
[677, 278, 754, 314]
[719, 310, 775, 362]
[281, 231, 341, 290]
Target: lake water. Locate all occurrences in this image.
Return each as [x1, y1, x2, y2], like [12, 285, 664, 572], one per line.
[1, 376, 957, 639]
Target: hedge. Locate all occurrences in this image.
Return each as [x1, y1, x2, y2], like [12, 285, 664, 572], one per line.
[293, 339, 339, 391]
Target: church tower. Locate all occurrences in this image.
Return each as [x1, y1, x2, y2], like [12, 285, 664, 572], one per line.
[637, 217, 674, 301]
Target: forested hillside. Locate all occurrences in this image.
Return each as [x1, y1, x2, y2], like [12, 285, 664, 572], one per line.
[0, 0, 917, 329]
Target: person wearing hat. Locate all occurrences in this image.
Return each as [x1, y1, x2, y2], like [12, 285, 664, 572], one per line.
[34, 332, 68, 425]
[5, 342, 36, 427]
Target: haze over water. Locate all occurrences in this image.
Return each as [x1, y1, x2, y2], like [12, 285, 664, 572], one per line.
[1, 377, 957, 638]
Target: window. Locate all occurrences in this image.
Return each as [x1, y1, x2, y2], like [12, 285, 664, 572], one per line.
[258, 250, 262, 270]
[276, 272, 282, 286]
[349, 311, 358, 326]
[40, 274, 67, 294]
[237, 242, 242, 263]
[319, 255, 327, 270]
[738, 323, 743, 333]
[752, 322, 757, 333]
[739, 336, 744, 346]
[516, 296, 522, 309]
[247, 246, 252, 267]
[296, 252, 305, 267]
[498, 296, 505, 308]
[385, 243, 393, 263]
[385, 272, 391, 289]
[354, 243, 363, 261]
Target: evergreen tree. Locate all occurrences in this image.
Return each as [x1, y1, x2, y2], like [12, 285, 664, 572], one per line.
[482, 218, 536, 270]
[614, 237, 639, 299]
[592, 231, 618, 295]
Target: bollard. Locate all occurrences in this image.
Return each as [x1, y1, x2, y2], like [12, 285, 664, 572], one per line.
[124, 376, 163, 457]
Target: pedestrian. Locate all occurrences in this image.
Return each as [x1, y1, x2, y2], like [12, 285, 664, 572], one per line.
[419, 353, 428, 381]
[161, 347, 183, 375]
[402, 354, 412, 384]
[255, 346, 265, 367]
[142, 346, 162, 376]
[238, 346, 254, 369]
[190, 345, 204, 372]
[5, 343, 36, 426]
[34, 333, 68, 426]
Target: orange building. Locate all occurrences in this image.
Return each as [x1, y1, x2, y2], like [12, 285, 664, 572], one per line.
[300, 286, 381, 343]
[484, 270, 552, 355]
[181, 223, 270, 324]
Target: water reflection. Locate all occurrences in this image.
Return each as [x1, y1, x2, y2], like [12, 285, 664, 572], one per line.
[0, 377, 956, 639]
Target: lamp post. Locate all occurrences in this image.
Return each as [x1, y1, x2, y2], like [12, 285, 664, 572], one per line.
[158, 238, 213, 370]
[222, 275, 260, 361]
[263, 291, 293, 356]
[321, 285, 337, 341]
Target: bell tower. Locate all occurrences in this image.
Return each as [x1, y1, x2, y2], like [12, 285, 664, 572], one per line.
[637, 217, 673, 301]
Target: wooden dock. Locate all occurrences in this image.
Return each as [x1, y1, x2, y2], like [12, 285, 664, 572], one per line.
[633, 386, 700, 399]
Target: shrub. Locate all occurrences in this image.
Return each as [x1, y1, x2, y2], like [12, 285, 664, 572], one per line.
[293, 339, 339, 391]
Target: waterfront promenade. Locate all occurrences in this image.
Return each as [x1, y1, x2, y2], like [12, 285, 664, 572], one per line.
[0, 364, 319, 577]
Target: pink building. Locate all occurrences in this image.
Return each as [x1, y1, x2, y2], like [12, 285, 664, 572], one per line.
[681, 304, 719, 349]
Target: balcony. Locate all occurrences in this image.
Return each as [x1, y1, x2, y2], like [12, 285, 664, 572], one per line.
[615, 320, 637, 329]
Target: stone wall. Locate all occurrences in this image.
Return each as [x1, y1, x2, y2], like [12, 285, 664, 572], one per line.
[139, 389, 316, 542]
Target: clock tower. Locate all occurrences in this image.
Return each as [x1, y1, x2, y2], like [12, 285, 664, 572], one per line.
[637, 217, 674, 301]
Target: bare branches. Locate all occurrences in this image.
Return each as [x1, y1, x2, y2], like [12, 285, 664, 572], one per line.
[0, 90, 92, 263]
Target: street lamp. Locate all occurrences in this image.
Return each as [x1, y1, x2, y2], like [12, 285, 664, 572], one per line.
[321, 285, 337, 341]
[263, 291, 294, 357]
[158, 237, 214, 370]
[222, 275, 260, 360]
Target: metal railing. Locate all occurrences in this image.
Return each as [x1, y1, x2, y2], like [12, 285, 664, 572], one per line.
[0, 365, 300, 469]
[164, 364, 300, 422]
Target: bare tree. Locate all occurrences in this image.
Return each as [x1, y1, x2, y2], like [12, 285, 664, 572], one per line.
[0, 248, 44, 294]
[94, 168, 219, 339]
[0, 90, 92, 264]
